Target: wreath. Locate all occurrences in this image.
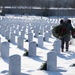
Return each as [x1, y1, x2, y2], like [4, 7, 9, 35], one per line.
[52, 25, 70, 39]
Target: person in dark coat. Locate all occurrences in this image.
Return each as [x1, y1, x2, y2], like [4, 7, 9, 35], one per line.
[60, 19, 73, 52]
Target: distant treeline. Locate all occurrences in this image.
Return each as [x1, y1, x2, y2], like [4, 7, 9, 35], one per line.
[0, 0, 75, 8]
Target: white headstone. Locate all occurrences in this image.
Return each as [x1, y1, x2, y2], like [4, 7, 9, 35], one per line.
[22, 26, 26, 31]
[48, 30, 52, 37]
[19, 25, 22, 31]
[28, 32, 33, 42]
[1, 25, 6, 36]
[1, 42, 9, 58]
[9, 54, 21, 75]
[47, 51, 57, 71]
[10, 33, 15, 43]
[54, 39, 61, 54]
[28, 28, 32, 34]
[44, 32, 49, 42]
[35, 30, 39, 38]
[7, 26, 11, 32]
[29, 41, 36, 57]
[38, 35, 43, 47]
[21, 30, 25, 39]
[44, 26, 47, 33]
[5, 30, 10, 40]
[39, 28, 43, 35]
[1, 28, 5, 36]
[15, 28, 19, 36]
[10, 27, 15, 34]
[17, 36, 23, 49]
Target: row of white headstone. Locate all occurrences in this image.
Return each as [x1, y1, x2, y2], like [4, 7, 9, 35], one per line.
[0, 51, 57, 75]
[0, 16, 61, 75]
[0, 24, 52, 44]
[0, 37, 61, 58]
[1, 47, 57, 75]
[0, 16, 55, 38]
[0, 38, 61, 75]
[0, 22, 53, 50]
[8, 51, 57, 75]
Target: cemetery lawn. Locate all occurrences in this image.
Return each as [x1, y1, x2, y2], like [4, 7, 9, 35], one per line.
[0, 15, 75, 75]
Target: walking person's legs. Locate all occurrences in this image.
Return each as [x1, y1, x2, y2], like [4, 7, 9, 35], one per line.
[66, 41, 69, 51]
[61, 39, 65, 52]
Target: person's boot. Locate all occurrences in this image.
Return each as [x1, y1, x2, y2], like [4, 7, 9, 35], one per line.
[61, 49, 64, 52]
[66, 49, 68, 52]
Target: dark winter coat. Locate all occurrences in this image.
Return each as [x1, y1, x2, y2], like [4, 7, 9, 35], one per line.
[61, 21, 73, 41]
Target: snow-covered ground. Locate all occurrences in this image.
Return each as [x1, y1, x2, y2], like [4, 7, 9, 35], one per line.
[0, 15, 75, 75]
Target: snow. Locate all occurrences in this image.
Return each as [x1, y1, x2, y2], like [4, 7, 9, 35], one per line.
[0, 15, 75, 75]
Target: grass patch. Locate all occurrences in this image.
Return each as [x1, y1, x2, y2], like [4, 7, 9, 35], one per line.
[40, 61, 47, 70]
[8, 39, 10, 42]
[23, 50, 29, 56]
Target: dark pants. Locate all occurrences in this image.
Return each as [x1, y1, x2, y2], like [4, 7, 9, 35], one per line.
[61, 37, 70, 51]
